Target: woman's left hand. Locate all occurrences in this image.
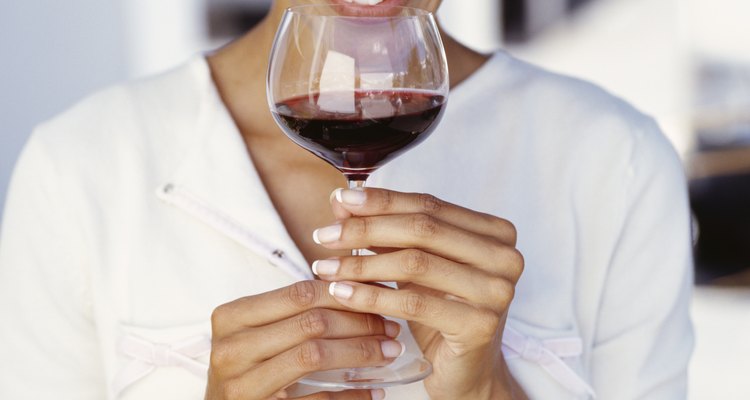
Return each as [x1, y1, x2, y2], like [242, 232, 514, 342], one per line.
[311, 188, 527, 400]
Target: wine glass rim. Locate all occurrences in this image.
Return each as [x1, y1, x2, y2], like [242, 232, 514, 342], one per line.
[284, 4, 434, 18]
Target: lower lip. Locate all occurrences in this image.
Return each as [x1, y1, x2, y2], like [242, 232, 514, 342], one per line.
[327, 0, 411, 17]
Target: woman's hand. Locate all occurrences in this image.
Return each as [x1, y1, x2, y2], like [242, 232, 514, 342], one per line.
[312, 188, 527, 400]
[206, 280, 398, 400]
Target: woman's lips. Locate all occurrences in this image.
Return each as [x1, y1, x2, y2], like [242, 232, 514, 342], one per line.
[327, 0, 410, 17]
[343, 0, 386, 5]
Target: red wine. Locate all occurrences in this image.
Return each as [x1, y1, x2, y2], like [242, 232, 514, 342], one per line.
[272, 89, 446, 180]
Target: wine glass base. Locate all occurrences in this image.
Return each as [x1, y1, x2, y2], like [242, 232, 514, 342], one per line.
[298, 354, 432, 389]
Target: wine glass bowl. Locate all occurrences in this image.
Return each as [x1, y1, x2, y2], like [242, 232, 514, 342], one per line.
[267, 4, 449, 183]
[266, 3, 449, 388]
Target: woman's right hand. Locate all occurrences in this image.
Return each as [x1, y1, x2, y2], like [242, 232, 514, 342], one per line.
[205, 280, 401, 400]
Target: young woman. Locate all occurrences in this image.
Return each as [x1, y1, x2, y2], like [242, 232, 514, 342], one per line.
[0, 0, 693, 399]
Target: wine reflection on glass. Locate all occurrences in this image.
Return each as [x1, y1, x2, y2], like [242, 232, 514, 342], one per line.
[266, 3, 449, 388]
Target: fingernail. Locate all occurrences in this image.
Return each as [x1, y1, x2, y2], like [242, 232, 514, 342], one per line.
[312, 224, 342, 244]
[380, 340, 405, 358]
[371, 389, 386, 400]
[328, 282, 353, 300]
[312, 259, 340, 276]
[384, 320, 400, 338]
[329, 188, 341, 204]
[336, 188, 367, 206]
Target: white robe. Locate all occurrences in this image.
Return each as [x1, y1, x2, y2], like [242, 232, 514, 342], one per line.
[0, 51, 693, 399]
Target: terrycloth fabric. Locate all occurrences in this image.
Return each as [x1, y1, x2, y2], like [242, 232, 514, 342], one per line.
[0, 51, 693, 399]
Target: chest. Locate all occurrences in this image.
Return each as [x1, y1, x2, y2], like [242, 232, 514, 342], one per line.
[244, 134, 349, 264]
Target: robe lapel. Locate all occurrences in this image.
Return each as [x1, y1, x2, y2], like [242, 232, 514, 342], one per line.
[160, 63, 313, 282]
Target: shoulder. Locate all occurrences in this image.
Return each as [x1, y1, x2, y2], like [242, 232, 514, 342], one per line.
[23, 56, 212, 182]
[33, 55, 210, 146]
[496, 52, 657, 136]
[490, 51, 679, 183]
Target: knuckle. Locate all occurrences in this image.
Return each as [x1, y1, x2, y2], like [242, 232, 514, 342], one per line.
[375, 189, 394, 212]
[487, 277, 515, 306]
[347, 256, 366, 277]
[490, 245, 524, 275]
[502, 219, 518, 245]
[490, 246, 524, 280]
[488, 216, 517, 243]
[508, 248, 525, 277]
[401, 249, 430, 276]
[285, 281, 321, 309]
[418, 193, 443, 215]
[363, 313, 382, 334]
[401, 292, 428, 317]
[210, 302, 239, 334]
[499, 283, 516, 306]
[362, 287, 381, 308]
[346, 217, 370, 239]
[210, 305, 227, 331]
[298, 309, 328, 338]
[410, 214, 439, 238]
[475, 309, 501, 341]
[507, 220, 519, 242]
[297, 340, 326, 371]
[357, 340, 377, 362]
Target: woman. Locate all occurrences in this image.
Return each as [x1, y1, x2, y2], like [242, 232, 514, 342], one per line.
[0, 0, 693, 399]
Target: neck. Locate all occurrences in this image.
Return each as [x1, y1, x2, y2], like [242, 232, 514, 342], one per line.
[440, 27, 491, 89]
[205, 12, 280, 140]
[206, 4, 490, 141]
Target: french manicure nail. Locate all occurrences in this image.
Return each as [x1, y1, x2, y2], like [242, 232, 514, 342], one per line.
[380, 340, 405, 358]
[312, 224, 342, 244]
[384, 320, 400, 338]
[328, 282, 354, 300]
[330, 188, 342, 204]
[312, 259, 340, 276]
[371, 389, 386, 400]
[336, 188, 367, 206]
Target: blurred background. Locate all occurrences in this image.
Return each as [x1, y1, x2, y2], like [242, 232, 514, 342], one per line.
[1, 0, 748, 397]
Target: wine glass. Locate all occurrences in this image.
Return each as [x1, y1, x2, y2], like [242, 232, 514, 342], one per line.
[267, 3, 449, 388]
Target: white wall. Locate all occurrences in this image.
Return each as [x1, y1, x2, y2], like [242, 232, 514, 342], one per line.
[438, 0, 502, 54]
[0, 0, 208, 226]
[507, 0, 695, 159]
[122, 0, 208, 78]
[0, 0, 129, 225]
[688, 0, 750, 63]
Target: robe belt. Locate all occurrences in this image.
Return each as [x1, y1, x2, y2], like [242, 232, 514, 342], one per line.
[114, 326, 595, 398]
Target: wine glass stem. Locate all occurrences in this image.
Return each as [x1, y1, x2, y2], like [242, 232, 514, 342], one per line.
[348, 178, 367, 257]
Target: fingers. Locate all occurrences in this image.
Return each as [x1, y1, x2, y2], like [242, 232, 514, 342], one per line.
[212, 280, 346, 337]
[230, 338, 404, 399]
[296, 389, 385, 400]
[331, 187, 517, 246]
[327, 282, 503, 348]
[212, 309, 400, 373]
[208, 281, 402, 399]
[323, 187, 524, 296]
[313, 250, 516, 309]
[313, 213, 520, 268]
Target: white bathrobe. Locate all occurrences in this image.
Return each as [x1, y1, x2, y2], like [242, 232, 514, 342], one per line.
[0, 51, 693, 399]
